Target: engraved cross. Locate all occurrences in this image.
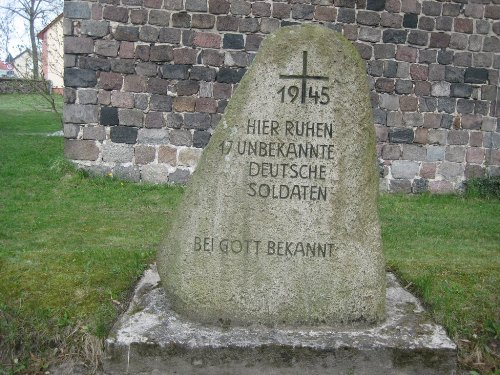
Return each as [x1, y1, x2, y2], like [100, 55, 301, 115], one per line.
[279, 51, 329, 104]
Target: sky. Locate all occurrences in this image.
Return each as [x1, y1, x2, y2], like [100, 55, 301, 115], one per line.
[6, 17, 29, 58]
[0, 0, 62, 60]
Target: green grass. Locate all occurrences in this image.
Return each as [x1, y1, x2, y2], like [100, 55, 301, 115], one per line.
[0, 94, 184, 374]
[0, 94, 63, 134]
[380, 194, 500, 373]
[0, 94, 499, 374]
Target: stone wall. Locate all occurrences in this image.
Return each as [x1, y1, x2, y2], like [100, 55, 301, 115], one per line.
[63, 0, 500, 192]
[0, 78, 51, 94]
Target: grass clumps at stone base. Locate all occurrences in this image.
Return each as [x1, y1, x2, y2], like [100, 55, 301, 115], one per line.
[465, 176, 500, 199]
[379, 193, 500, 374]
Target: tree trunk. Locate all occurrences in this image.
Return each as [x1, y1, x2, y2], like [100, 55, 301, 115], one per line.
[29, 15, 39, 80]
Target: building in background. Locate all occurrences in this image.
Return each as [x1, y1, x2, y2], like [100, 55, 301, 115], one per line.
[0, 60, 14, 77]
[37, 13, 63, 94]
[12, 49, 34, 79]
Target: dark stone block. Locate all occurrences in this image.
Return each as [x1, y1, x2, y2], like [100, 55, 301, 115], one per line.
[474, 101, 489, 116]
[64, 88, 76, 104]
[436, 16, 453, 31]
[368, 60, 384, 77]
[450, 84, 473, 98]
[184, 112, 211, 130]
[186, 0, 207, 12]
[395, 80, 413, 95]
[367, 0, 385, 11]
[110, 126, 138, 144]
[64, 68, 97, 88]
[453, 52, 472, 68]
[443, 3, 460, 17]
[419, 97, 437, 112]
[456, 98, 474, 114]
[389, 128, 414, 143]
[162, 64, 190, 79]
[182, 30, 195, 47]
[384, 60, 398, 78]
[403, 14, 418, 28]
[64, 2, 91, 19]
[335, 0, 356, 8]
[383, 29, 408, 44]
[412, 179, 428, 193]
[337, 8, 355, 23]
[437, 50, 454, 65]
[292, 4, 315, 20]
[101, 107, 119, 125]
[281, 20, 300, 27]
[150, 45, 174, 62]
[139, 26, 159, 42]
[373, 108, 387, 125]
[444, 66, 464, 83]
[439, 114, 453, 129]
[429, 32, 450, 48]
[159, 28, 181, 44]
[407, 30, 428, 46]
[357, 11, 381, 26]
[110, 59, 135, 74]
[437, 98, 456, 114]
[103, 6, 129, 23]
[374, 44, 395, 59]
[114, 26, 139, 41]
[190, 66, 216, 81]
[423, 1, 441, 16]
[193, 130, 211, 148]
[239, 18, 260, 32]
[176, 80, 200, 96]
[223, 34, 244, 49]
[464, 68, 488, 84]
[216, 68, 246, 83]
[172, 12, 191, 28]
[150, 95, 173, 111]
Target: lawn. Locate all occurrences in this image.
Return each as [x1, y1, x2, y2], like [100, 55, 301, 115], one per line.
[0, 94, 498, 374]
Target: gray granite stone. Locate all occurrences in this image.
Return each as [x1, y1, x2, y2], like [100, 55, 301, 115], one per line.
[158, 25, 385, 327]
[103, 267, 457, 375]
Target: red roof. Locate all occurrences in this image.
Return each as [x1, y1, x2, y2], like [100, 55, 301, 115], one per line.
[0, 61, 13, 70]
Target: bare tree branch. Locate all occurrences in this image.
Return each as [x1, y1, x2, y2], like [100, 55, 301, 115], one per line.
[0, 0, 62, 79]
[0, 11, 14, 57]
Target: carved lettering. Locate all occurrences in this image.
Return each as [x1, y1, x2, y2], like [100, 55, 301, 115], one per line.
[194, 237, 336, 258]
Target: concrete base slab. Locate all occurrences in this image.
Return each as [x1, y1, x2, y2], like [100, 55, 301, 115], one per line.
[103, 266, 457, 375]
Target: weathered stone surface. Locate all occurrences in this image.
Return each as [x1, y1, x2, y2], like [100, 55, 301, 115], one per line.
[63, 123, 80, 139]
[64, 2, 91, 19]
[158, 25, 385, 327]
[168, 168, 191, 183]
[113, 165, 141, 182]
[103, 267, 457, 375]
[64, 104, 99, 124]
[118, 109, 143, 127]
[140, 164, 170, 183]
[158, 145, 177, 165]
[391, 160, 420, 179]
[137, 128, 169, 144]
[102, 143, 134, 162]
[64, 69, 97, 88]
[64, 140, 99, 160]
[178, 147, 203, 167]
[83, 126, 106, 141]
[110, 126, 138, 144]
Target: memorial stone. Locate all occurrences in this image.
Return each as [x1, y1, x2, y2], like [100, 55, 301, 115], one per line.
[157, 24, 386, 326]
